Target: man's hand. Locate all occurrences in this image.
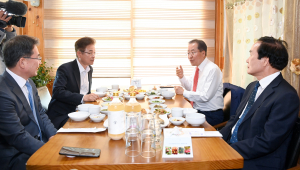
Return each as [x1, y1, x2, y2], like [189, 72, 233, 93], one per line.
[174, 86, 184, 94]
[83, 93, 100, 102]
[176, 65, 184, 79]
[5, 25, 13, 32]
[0, 10, 11, 29]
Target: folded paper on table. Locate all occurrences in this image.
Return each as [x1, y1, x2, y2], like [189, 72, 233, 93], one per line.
[164, 128, 222, 137]
[57, 127, 106, 133]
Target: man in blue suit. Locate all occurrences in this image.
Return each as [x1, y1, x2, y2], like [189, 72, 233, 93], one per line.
[0, 35, 57, 170]
[220, 36, 299, 170]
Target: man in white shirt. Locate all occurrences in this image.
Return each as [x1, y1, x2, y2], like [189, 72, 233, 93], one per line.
[47, 37, 99, 129]
[175, 39, 224, 126]
[0, 35, 57, 170]
[220, 36, 299, 170]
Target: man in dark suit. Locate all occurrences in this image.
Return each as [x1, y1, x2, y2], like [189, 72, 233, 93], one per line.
[220, 36, 299, 170]
[0, 35, 57, 170]
[47, 37, 99, 129]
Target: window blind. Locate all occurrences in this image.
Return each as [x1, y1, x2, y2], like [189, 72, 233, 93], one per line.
[44, 0, 215, 85]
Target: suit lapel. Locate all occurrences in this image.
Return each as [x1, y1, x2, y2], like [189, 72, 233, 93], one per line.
[234, 83, 254, 120]
[241, 74, 283, 123]
[72, 59, 81, 91]
[3, 71, 39, 125]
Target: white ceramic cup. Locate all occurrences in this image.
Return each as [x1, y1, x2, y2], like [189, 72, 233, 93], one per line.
[112, 84, 119, 90]
[89, 105, 100, 114]
[171, 107, 183, 117]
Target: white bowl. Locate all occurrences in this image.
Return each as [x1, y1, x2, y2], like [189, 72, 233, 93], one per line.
[101, 102, 110, 107]
[149, 104, 167, 109]
[96, 87, 108, 92]
[159, 88, 168, 94]
[77, 104, 94, 112]
[169, 117, 185, 126]
[186, 113, 206, 126]
[89, 105, 101, 114]
[68, 112, 90, 121]
[149, 99, 165, 104]
[136, 94, 145, 100]
[146, 91, 160, 96]
[94, 92, 106, 97]
[124, 95, 130, 100]
[148, 95, 163, 100]
[183, 108, 198, 117]
[89, 114, 105, 122]
[171, 107, 183, 117]
[100, 106, 109, 115]
[162, 91, 175, 99]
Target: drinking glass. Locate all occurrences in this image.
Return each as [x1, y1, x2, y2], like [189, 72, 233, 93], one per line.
[140, 114, 156, 158]
[125, 112, 141, 157]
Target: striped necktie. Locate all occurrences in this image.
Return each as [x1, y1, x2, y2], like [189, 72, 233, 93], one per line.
[230, 82, 260, 143]
[191, 67, 199, 107]
[25, 81, 42, 141]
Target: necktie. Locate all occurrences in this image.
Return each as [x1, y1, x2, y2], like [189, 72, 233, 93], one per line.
[25, 81, 42, 141]
[191, 67, 199, 107]
[230, 82, 260, 144]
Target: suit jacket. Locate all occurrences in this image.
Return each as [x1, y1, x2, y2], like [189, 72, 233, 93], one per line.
[47, 59, 93, 129]
[0, 71, 57, 170]
[220, 74, 299, 170]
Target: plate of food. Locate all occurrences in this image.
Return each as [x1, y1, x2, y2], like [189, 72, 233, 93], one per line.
[149, 104, 167, 109]
[102, 96, 123, 102]
[148, 95, 163, 100]
[146, 91, 160, 96]
[151, 108, 171, 115]
[149, 99, 165, 104]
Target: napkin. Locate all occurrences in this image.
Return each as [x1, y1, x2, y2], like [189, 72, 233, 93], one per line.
[57, 127, 106, 133]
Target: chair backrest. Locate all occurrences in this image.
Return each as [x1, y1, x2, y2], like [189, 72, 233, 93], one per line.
[223, 91, 231, 122]
[37, 86, 51, 110]
[285, 117, 300, 169]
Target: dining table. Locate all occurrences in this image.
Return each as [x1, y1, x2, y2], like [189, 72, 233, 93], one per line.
[26, 94, 243, 170]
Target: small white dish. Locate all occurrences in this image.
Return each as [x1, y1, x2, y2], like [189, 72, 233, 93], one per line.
[151, 108, 171, 115]
[103, 119, 108, 128]
[169, 117, 185, 126]
[183, 108, 198, 117]
[77, 104, 94, 112]
[148, 95, 163, 100]
[159, 114, 169, 128]
[186, 113, 206, 126]
[96, 87, 108, 92]
[136, 94, 145, 100]
[102, 96, 123, 102]
[88, 105, 101, 114]
[100, 106, 109, 115]
[146, 91, 160, 96]
[162, 91, 175, 99]
[149, 99, 165, 104]
[101, 102, 110, 107]
[171, 107, 183, 117]
[94, 92, 106, 97]
[68, 112, 90, 121]
[124, 95, 130, 100]
[89, 114, 105, 122]
[149, 104, 167, 109]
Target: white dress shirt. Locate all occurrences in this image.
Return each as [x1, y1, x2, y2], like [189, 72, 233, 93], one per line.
[231, 71, 280, 133]
[6, 68, 30, 104]
[179, 58, 224, 111]
[76, 58, 90, 95]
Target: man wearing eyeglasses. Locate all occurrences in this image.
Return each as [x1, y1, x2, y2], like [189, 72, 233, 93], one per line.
[0, 35, 57, 170]
[175, 39, 224, 126]
[47, 37, 99, 129]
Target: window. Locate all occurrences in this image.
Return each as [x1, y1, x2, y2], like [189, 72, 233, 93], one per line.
[44, 0, 216, 86]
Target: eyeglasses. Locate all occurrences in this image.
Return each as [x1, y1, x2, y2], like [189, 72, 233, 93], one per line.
[186, 51, 200, 56]
[81, 51, 96, 56]
[23, 56, 42, 60]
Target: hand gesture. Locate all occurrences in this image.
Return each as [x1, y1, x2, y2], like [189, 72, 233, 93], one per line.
[0, 10, 11, 28]
[176, 65, 184, 79]
[83, 93, 99, 102]
[174, 86, 184, 95]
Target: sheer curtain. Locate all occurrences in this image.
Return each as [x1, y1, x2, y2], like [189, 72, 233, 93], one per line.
[224, 0, 285, 88]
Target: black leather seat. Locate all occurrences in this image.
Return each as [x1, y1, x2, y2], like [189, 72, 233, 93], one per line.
[285, 117, 300, 169]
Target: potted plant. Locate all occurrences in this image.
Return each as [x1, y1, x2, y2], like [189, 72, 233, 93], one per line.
[31, 61, 53, 110]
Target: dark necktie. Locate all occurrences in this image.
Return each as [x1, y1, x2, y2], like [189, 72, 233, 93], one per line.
[191, 67, 199, 107]
[25, 81, 42, 141]
[230, 82, 260, 143]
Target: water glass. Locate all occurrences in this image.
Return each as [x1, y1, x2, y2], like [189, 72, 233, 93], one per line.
[125, 112, 141, 157]
[141, 114, 156, 158]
